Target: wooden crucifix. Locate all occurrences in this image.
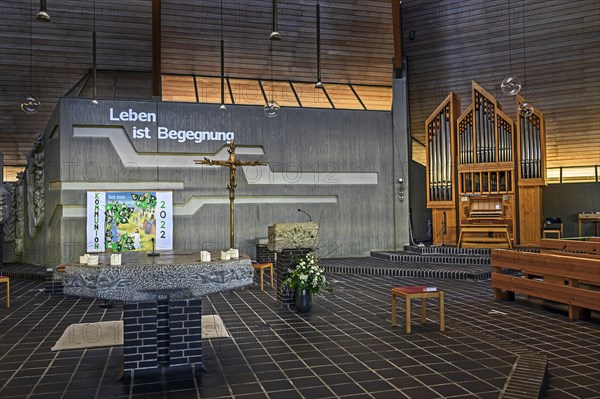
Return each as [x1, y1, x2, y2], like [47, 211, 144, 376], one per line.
[195, 140, 267, 249]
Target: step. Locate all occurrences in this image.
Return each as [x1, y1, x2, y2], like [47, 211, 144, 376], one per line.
[371, 251, 491, 266]
[403, 245, 492, 256]
[323, 263, 491, 281]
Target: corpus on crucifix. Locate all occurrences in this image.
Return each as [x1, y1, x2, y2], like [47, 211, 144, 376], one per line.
[195, 140, 267, 249]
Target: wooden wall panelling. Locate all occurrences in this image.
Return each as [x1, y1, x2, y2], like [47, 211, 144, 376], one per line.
[518, 186, 543, 245]
[402, 0, 600, 169]
[1, 0, 394, 166]
[160, 0, 393, 85]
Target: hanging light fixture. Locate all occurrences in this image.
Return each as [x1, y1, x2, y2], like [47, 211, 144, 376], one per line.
[518, 101, 534, 117]
[35, 0, 51, 23]
[270, 0, 281, 40]
[501, 0, 521, 96]
[219, 0, 226, 110]
[263, 41, 280, 118]
[519, 2, 534, 117]
[91, 0, 98, 105]
[22, 0, 40, 114]
[315, 1, 323, 89]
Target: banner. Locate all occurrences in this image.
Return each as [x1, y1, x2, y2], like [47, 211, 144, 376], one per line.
[86, 191, 173, 252]
[86, 192, 106, 252]
[155, 192, 173, 250]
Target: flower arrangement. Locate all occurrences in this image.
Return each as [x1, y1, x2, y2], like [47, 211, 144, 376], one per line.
[282, 252, 330, 294]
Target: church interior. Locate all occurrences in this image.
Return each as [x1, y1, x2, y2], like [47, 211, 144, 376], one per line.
[0, 1, 599, 398]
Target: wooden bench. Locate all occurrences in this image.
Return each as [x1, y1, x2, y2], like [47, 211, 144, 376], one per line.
[539, 238, 599, 257]
[458, 225, 512, 249]
[491, 249, 600, 320]
[0, 276, 9, 308]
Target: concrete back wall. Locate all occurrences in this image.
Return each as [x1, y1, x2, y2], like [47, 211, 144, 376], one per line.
[543, 183, 600, 238]
[25, 97, 410, 265]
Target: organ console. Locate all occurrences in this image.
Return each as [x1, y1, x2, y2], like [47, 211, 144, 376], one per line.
[425, 81, 546, 247]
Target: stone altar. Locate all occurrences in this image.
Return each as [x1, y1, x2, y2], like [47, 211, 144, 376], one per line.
[62, 251, 253, 302]
[267, 222, 319, 307]
[267, 222, 319, 253]
[62, 250, 253, 378]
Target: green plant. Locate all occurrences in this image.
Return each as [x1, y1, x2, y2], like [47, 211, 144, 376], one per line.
[282, 252, 330, 294]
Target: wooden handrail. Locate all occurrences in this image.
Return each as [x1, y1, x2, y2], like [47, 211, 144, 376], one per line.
[539, 239, 599, 255]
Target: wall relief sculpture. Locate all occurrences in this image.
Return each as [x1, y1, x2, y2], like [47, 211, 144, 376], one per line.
[15, 172, 25, 257]
[0, 183, 9, 225]
[27, 132, 45, 239]
[0, 182, 17, 242]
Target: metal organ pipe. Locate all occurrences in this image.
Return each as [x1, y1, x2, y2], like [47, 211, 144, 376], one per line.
[436, 115, 442, 200]
[429, 126, 434, 200]
[445, 111, 451, 200]
[440, 112, 447, 200]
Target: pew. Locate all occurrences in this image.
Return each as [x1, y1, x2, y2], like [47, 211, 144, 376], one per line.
[491, 249, 600, 320]
[539, 238, 599, 256]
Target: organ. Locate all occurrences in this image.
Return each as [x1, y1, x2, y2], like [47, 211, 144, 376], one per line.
[425, 81, 546, 247]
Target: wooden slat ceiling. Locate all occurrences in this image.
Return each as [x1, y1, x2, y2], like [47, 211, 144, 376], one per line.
[1, 0, 599, 171]
[0, 0, 393, 167]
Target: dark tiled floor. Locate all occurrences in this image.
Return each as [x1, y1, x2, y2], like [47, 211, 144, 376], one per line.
[0, 261, 599, 399]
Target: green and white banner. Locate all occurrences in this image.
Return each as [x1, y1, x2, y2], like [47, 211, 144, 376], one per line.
[86, 191, 173, 252]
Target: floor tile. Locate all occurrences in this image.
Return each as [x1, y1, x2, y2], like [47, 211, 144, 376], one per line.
[1, 266, 598, 399]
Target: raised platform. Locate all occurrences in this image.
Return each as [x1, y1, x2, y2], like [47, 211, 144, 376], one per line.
[322, 257, 493, 281]
[0, 262, 47, 281]
[363, 246, 538, 281]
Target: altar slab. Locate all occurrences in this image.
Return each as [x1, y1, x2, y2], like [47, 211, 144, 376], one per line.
[62, 250, 253, 302]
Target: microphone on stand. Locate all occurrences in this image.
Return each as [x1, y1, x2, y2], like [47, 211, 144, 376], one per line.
[148, 237, 160, 257]
[298, 208, 312, 222]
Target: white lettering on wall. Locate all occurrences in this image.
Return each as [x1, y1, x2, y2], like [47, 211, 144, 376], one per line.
[157, 127, 235, 143]
[107, 107, 235, 144]
[109, 108, 156, 122]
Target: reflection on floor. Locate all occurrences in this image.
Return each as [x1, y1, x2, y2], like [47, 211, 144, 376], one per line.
[0, 260, 598, 399]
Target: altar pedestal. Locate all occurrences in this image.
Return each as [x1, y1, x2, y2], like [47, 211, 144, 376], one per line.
[123, 298, 202, 375]
[268, 222, 319, 307]
[61, 251, 253, 379]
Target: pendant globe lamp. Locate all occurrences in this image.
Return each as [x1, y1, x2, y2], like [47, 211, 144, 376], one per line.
[263, 41, 280, 118]
[35, 0, 51, 23]
[501, 0, 521, 96]
[518, 2, 534, 117]
[91, 0, 99, 105]
[314, 1, 323, 89]
[219, 0, 226, 110]
[269, 0, 281, 40]
[22, 0, 40, 114]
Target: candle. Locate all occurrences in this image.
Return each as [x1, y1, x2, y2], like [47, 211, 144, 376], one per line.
[87, 255, 99, 265]
[110, 254, 121, 265]
[221, 251, 230, 260]
[200, 251, 211, 262]
[229, 248, 239, 259]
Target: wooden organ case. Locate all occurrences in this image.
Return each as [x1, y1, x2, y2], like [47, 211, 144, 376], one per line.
[425, 93, 461, 244]
[516, 94, 547, 245]
[425, 82, 546, 247]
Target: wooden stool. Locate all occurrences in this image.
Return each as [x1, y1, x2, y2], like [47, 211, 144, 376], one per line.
[252, 262, 273, 291]
[0, 276, 10, 308]
[392, 286, 444, 334]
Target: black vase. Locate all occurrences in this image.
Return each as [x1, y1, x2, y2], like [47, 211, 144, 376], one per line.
[295, 289, 312, 313]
